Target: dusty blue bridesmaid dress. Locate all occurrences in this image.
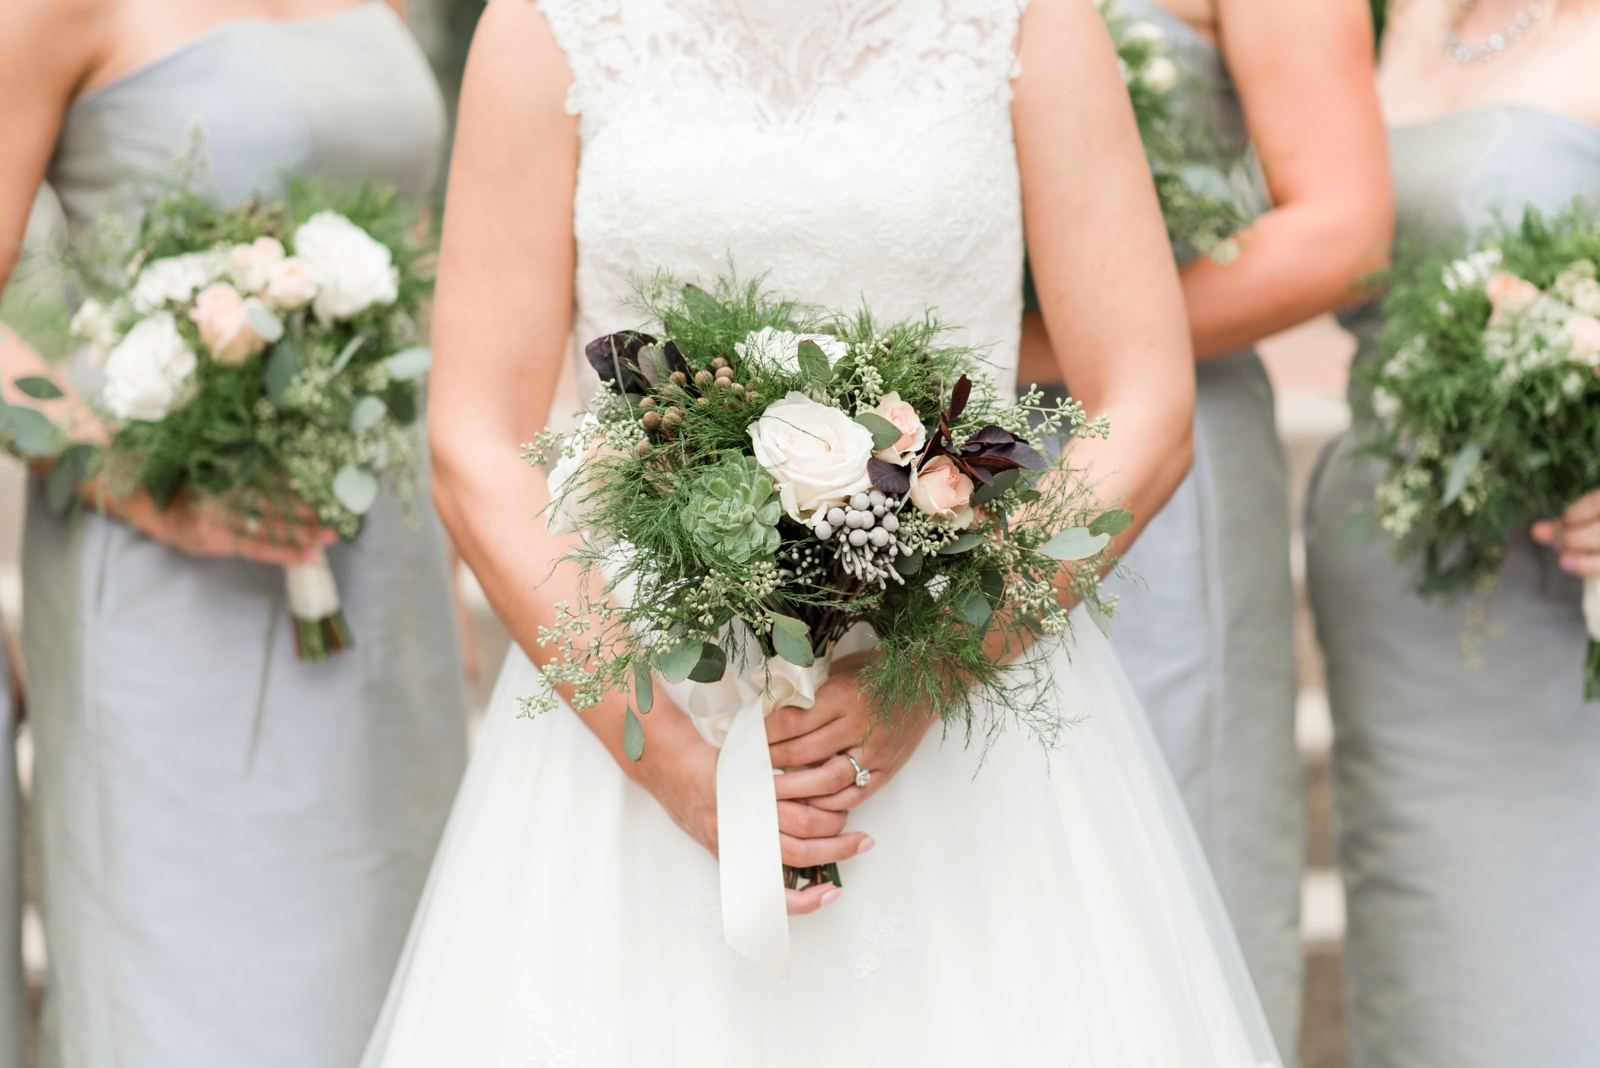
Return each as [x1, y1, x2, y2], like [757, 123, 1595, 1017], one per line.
[0, 650, 21, 1068]
[1098, 2, 1304, 1058]
[25, 6, 469, 1066]
[1306, 107, 1600, 1068]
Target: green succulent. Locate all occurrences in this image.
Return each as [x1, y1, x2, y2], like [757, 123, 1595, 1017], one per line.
[684, 456, 782, 562]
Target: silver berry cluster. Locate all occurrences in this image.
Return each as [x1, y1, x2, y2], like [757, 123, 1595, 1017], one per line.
[813, 490, 909, 586]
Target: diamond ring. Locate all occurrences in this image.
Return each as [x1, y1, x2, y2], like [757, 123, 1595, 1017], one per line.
[844, 752, 871, 788]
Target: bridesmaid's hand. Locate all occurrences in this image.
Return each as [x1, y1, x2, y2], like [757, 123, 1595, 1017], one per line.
[767, 652, 937, 811]
[84, 480, 337, 567]
[1531, 489, 1600, 576]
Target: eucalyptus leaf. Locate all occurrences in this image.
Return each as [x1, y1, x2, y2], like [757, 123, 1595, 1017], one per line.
[769, 612, 815, 667]
[657, 640, 703, 684]
[1038, 527, 1111, 561]
[14, 376, 63, 401]
[796, 340, 832, 387]
[893, 549, 923, 576]
[970, 468, 1019, 507]
[958, 590, 994, 627]
[45, 443, 94, 515]
[1088, 508, 1134, 538]
[853, 412, 902, 451]
[245, 305, 284, 344]
[980, 568, 1005, 603]
[385, 346, 433, 381]
[688, 642, 728, 683]
[633, 660, 654, 714]
[1338, 507, 1373, 549]
[332, 464, 380, 515]
[937, 532, 984, 556]
[1084, 598, 1114, 639]
[2, 405, 64, 459]
[623, 707, 645, 762]
[349, 395, 387, 434]
[1442, 442, 1483, 506]
[265, 342, 301, 406]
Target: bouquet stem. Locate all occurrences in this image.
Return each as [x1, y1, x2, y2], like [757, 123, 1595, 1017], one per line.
[1586, 576, 1600, 702]
[286, 549, 354, 661]
[784, 863, 842, 892]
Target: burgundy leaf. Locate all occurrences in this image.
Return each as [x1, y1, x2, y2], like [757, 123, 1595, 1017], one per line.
[962, 454, 1023, 473]
[996, 441, 1050, 470]
[585, 332, 656, 395]
[964, 424, 1016, 446]
[947, 375, 972, 422]
[867, 457, 911, 495]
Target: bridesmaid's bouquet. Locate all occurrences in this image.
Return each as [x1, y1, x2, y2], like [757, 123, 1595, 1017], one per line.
[1102, 0, 1252, 263]
[13, 178, 434, 659]
[1361, 201, 1600, 697]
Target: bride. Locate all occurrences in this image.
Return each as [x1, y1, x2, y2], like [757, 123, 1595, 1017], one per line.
[365, 0, 1283, 1064]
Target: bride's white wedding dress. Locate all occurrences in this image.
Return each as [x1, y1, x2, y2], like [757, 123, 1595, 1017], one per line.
[363, 1, 1283, 1064]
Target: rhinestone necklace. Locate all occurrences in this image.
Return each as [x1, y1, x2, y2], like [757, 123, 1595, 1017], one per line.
[1445, 0, 1549, 64]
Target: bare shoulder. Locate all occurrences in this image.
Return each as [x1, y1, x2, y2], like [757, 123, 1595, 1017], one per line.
[5, 0, 114, 97]
[461, 0, 574, 108]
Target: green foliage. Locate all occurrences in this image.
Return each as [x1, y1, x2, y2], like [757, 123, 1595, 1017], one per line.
[1361, 199, 1600, 602]
[529, 273, 1124, 753]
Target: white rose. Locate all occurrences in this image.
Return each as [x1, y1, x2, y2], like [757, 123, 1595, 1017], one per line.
[101, 313, 197, 421]
[868, 391, 927, 465]
[734, 327, 849, 376]
[264, 257, 319, 311]
[69, 297, 126, 367]
[129, 250, 230, 313]
[1142, 56, 1180, 94]
[1568, 278, 1600, 318]
[748, 391, 875, 522]
[227, 237, 286, 294]
[292, 211, 399, 323]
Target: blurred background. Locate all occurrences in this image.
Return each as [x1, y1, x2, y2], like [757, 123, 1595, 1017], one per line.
[0, 2, 1365, 1064]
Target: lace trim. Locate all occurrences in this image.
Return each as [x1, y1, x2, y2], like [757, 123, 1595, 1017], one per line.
[533, 0, 1030, 135]
[527, 1012, 582, 1066]
[854, 910, 912, 978]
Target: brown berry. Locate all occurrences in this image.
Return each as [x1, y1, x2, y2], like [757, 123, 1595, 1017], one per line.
[694, 370, 714, 388]
[639, 397, 657, 409]
[635, 441, 651, 457]
[696, 396, 711, 406]
[711, 357, 729, 371]
[669, 371, 688, 386]
[641, 411, 662, 432]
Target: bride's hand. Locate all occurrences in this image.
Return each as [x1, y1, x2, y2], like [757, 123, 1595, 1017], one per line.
[1531, 489, 1600, 576]
[767, 652, 936, 811]
[626, 697, 867, 915]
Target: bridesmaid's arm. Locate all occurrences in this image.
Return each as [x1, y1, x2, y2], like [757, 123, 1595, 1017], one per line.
[1181, 0, 1392, 357]
[430, 3, 864, 910]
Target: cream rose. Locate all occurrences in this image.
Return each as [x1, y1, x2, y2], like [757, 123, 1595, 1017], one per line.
[748, 391, 875, 521]
[292, 211, 399, 323]
[102, 313, 197, 421]
[264, 257, 319, 311]
[1565, 314, 1600, 368]
[1485, 271, 1541, 316]
[869, 391, 926, 465]
[128, 250, 229, 313]
[190, 283, 268, 365]
[909, 455, 975, 529]
[228, 237, 286, 294]
[734, 327, 849, 376]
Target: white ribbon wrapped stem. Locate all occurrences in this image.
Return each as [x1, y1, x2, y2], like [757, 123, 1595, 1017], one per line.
[660, 653, 832, 979]
[285, 548, 342, 620]
[1585, 575, 1600, 642]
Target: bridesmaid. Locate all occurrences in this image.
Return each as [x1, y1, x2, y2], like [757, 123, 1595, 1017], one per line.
[1019, 0, 1390, 1056]
[1306, 1, 1600, 1066]
[0, 3, 469, 1066]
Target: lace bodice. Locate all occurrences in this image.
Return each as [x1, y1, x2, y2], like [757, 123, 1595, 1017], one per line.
[533, 0, 1030, 402]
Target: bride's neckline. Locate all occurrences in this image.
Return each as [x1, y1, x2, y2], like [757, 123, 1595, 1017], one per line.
[75, 1, 383, 107]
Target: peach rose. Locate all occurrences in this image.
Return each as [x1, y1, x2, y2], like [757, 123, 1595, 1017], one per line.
[910, 455, 975, 529]
[190, 283, 267, 366]
[264, 257, 319, 311]
[228, 237, 286, 294]
[869, 391, 926, 465]
[1485, 271, 1541, 317]
[1565, 314, 1600, 368]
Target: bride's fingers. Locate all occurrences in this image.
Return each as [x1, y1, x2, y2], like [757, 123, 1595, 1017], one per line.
[777, 800, 849, 839]
[769, 718, 862, 769]
[802, 785, 868, 813]
[786, 883, 842, 916]
[764, 701, 840, 745]
[772, 755, 857, 800]
[779, 830, 872, 869]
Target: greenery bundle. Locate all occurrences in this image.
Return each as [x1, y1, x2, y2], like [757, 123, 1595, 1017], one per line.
[526, 274, 1130, 774]
[1360, 200, 1600, 696]
[10, 165, 435, 659]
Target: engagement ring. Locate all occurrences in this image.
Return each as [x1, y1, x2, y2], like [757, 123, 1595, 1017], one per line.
[844, 752, 871, 788]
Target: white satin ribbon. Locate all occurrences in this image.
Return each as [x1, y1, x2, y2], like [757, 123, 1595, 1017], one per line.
[284, 549, 341, 619]
[1584, 575, 1600, 641]
[661, 654, 831, 979]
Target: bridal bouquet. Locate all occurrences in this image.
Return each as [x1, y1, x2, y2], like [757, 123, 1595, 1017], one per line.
[1103, 0, 1251, 263]
[19, 178, 434, 659]
[1361, 201, 1600, 697]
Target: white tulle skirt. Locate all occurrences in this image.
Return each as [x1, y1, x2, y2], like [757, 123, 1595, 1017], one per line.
[361, 614, 1282, 1067]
